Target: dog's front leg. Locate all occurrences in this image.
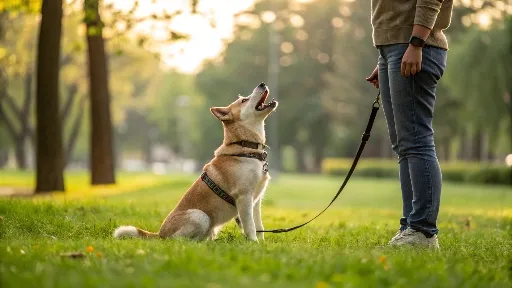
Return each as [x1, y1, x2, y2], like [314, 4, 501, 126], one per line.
[236, 195, 258, 242]
[253, 198, 264, 241]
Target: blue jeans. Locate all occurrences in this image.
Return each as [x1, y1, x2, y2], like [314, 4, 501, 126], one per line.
[377, 44, 447, 237]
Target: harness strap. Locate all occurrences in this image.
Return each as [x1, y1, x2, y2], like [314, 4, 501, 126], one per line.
[257, 92, 381, 233]
[201, 172, 236, 207]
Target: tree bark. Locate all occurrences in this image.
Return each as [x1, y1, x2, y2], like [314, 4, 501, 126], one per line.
[35, 0, 65, 192]
[85, 0, 115, 185]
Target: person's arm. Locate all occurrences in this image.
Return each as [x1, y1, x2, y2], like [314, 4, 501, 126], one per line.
[401, 0, 444, 77]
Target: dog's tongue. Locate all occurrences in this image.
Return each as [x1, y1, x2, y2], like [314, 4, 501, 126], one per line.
[257, 91, 268, 108]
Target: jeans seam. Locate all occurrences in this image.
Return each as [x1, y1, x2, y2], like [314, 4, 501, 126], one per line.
[411, 76, 418, 146]
[424, 160, 434, 223]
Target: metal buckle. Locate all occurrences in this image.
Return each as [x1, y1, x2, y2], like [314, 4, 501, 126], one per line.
[263, 162, 269, 173]
[261, 151, 267, 161]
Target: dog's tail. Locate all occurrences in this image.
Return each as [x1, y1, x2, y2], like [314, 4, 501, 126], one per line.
[113, 225, 159, 239]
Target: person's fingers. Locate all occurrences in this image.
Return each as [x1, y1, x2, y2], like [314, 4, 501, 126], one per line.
[366, 71, 377, 81]
[401, 61, 406, 77]
[410, 64, 417, 75]
[416, 62, 422, 73]
[404, 62, 411, 77]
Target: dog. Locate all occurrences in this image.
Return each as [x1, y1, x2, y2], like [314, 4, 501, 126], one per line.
[114, 82, 278, 242]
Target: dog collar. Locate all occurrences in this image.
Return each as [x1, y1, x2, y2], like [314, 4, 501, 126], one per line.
[229, 140, 269, 150]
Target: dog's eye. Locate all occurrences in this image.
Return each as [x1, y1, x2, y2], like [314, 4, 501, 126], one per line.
[241, 98, 248, 103]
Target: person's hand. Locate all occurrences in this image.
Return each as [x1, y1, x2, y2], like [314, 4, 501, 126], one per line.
[365, 65, 379, 88]
[401, 44, 422, 77]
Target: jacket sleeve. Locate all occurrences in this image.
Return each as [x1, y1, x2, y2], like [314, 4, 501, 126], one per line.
[414, 0, 444, 29]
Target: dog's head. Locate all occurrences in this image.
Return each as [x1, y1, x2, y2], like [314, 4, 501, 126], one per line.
[210, 82, 278, 124]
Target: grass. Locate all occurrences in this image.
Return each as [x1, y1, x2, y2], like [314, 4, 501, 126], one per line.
[0, 172, 511, 287]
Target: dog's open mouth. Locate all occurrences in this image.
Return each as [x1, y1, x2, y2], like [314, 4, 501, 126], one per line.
[255, 90, 277, 111]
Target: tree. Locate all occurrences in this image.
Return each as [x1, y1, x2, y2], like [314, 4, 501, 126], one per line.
[444, 17, 512, 159]
[0, 13, 37, 170]
[0, 11, 88, 170]
[35, 0, 65, 192]
[84, 0, 116, 185]
[197, 0, 343, 172]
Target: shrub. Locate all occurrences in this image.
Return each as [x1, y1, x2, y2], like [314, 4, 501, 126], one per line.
[322, 158, 511, 186]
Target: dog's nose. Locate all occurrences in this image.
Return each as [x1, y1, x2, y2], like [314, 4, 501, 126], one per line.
[259, 82, 266, 88]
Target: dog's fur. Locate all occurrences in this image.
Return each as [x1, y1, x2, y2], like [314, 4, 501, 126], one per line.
[114, 83, 277, 242]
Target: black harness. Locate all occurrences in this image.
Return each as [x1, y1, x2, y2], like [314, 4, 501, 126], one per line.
[201, 140, 269, 207]
[200, 172, 236, 206]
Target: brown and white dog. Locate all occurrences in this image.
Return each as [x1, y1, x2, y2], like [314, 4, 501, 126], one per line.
[114, 83, 277, 242]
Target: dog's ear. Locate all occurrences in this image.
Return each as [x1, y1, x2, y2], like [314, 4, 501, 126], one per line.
[210, 107, 233, 122]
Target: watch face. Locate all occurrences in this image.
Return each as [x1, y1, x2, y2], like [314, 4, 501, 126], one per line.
[410, 37, 425, 47]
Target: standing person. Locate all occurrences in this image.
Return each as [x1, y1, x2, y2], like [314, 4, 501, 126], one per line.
[365, 0, 453, 249]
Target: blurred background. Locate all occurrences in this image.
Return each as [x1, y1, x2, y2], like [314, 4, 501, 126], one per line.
[0, 0, 511, 192]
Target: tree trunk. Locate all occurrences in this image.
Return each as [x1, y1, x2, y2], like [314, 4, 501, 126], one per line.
[0, 149, 8, 168]
[22, 65, 33, 133]
[17, 65, 34, 170]
[14, 137, 27, 170]
[312, 141, 324, 173]
[457, 131, 465, 161]
[85, 0, 115, 185]
[64, 98, 85, 167]
[35, 0, 65, 192]
[293, 141, 307, 173]
[443, 138, 451, 162]
[471, 131, 482, 161]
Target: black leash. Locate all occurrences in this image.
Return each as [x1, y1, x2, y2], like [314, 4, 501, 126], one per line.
[257, 91, 381, 233]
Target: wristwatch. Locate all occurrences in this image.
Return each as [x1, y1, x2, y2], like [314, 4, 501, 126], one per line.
[409, 36, 425, 47]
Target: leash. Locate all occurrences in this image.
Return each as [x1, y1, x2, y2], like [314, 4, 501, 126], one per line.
[257, 91, 381, 233]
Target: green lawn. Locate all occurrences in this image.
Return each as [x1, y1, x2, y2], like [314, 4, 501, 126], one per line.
[0, 172, 511, 287]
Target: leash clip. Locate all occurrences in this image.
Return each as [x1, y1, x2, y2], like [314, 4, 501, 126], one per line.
[373, 91, 381, 108]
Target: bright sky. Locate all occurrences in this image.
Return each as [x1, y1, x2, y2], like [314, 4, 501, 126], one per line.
[106, 0, 255, 74]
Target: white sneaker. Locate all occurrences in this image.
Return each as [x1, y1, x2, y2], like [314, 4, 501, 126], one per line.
[388, 228, 439, 249]
[387, 230, 403, 244]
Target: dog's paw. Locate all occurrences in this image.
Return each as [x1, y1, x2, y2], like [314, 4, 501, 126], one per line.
[245, 235, 259, 242]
